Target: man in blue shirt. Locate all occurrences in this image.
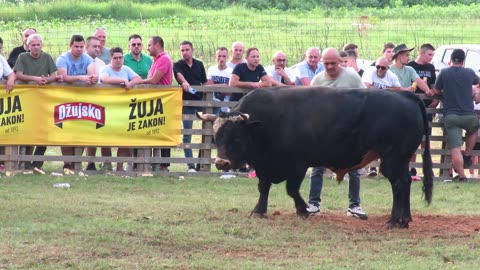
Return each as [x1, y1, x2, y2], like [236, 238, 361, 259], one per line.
[294, 47, 324, 86]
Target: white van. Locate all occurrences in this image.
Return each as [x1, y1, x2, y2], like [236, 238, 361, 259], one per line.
[432, 44, 480, 76]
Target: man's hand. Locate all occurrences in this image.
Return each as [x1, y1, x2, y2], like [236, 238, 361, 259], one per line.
[5, 82, 14, 94]
[56, 75, 64, 83]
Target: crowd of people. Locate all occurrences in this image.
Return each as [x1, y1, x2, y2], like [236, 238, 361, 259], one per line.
[1, 27, 480, 219]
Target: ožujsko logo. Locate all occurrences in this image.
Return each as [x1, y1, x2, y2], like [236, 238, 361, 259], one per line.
[54, 102, 105, 129]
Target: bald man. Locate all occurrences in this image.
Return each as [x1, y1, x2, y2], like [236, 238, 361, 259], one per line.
[307, 48, 368, 220]
[93, 27, 110, 64]
[227, 41, 246, 69]
[362, 57, 402, 91]
[7, 27, 37, 68]
[264, 51, 295, 86]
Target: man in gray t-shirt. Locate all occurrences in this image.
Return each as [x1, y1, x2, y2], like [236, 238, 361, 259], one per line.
[307, 48, 368, 220]
[434, 49, 480, 182]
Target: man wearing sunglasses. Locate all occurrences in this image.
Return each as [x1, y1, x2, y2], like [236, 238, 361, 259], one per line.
[124, 34, 152, 80]
[362, 57, 401, 90]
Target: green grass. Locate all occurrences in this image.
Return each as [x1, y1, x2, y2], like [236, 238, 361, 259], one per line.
[1, 3, 480, 68]
[1, 174, 479, 269]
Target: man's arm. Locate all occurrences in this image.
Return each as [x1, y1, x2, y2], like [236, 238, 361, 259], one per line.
[363, 82, 375, 89]
[299, 77, 311, 86]
[15, 72, 56, 85]
[57, 67, 96, 84]
[5, 72, 15, 93]
[175, 72, 191, 92]
[142, 69, 165, 85]
[229, 74, 257, 88]
[414, 77, 433, 96]
[270, 76, 284, 86]
[259, 74, 272, 87]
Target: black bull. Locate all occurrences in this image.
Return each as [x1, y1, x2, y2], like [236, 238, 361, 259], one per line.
[197, 87, 433, 228]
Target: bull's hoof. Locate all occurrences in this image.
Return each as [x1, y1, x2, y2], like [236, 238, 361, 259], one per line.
[250, 212, 268, 219]
[385, 220, 410, 229]
[296, 210, 310, 219]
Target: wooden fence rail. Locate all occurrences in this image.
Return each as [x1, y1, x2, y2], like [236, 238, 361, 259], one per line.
[0, 84, 478, 181]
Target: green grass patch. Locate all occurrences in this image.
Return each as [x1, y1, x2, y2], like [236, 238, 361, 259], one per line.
[1, 174, 479, 269]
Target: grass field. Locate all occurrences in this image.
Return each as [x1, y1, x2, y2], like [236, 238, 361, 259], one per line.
[1, 173, 480, 269]
[1, 3, 480, 68]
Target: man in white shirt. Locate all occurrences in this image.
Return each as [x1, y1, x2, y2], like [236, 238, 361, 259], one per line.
[264, 51, 295, 86]
[362, 57, 402, 90]
[207, 47, 233, 113]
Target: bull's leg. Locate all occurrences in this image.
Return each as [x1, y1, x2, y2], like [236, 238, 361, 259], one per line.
[381, 159, 412, 228]
[250, 179, 272, 218]
[286, 174, 309, 218]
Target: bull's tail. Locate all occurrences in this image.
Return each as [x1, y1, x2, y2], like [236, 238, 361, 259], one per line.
[418, 97, 434, 204]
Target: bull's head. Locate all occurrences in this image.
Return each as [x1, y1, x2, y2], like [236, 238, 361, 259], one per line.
[196, 112, 253, 171]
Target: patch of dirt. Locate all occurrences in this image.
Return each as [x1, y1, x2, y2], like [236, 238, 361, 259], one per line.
[308, 213, 480, 237]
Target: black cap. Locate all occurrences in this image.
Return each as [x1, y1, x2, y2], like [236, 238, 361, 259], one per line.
[451, 49, 465, 63]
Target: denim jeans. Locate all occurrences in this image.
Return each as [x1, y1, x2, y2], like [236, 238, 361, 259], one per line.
[308, 167, 361, 208]
[183, 106, 200, 169]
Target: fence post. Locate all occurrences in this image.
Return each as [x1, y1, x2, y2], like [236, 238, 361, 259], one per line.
[4, 146, 18, 171]
[200, 90, 214, 172]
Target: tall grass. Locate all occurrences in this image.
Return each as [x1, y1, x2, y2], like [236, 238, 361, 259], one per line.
[1, 2, 479, 70]
[1, 1, 480, 21]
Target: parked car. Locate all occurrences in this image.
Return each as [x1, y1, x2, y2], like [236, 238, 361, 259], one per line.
[432, 44, 480, 76]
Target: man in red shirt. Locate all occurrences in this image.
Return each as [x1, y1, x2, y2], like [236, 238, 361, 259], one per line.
[143, 36, 173, 171]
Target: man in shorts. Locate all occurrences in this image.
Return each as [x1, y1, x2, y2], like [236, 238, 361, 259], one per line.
[433, 49, 480, 182]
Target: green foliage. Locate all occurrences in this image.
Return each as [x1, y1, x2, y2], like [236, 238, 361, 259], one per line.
[2, 0, 480, 12]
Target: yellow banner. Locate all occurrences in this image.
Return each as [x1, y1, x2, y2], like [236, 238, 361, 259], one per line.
[0, 85, 182, 146]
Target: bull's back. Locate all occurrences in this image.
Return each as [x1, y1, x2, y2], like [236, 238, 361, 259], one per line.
[236, 87, 424, 166]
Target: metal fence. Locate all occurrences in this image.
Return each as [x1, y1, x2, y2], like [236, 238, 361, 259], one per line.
[1, 14, 480, 68]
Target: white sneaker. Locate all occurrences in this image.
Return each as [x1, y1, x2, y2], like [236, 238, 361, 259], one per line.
[187, 168, 197, 173]
[347, 206, 368, 220]
[306, 204, 320, 216]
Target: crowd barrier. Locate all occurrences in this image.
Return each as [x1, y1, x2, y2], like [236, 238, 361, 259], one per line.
[0, 83, 478, 181]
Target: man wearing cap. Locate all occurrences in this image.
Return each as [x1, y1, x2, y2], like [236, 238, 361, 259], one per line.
[390, 44, 431, 94]
[390, 44, 434, 179]
[433, 49, 480, 182]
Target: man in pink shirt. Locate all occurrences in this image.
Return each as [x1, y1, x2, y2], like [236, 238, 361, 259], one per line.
[143, 36, 172, 85]
[143, 36, 173, 171]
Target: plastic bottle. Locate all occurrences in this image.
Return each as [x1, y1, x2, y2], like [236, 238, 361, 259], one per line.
[53, 183, 71, 188]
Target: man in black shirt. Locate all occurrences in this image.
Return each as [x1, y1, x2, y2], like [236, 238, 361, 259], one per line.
[7, 27, 36, 68]
[229, 47, 271, 101]
[173, 40, 211, 172]
[407, 43, 438, 178]
[407, 44, 437, 99]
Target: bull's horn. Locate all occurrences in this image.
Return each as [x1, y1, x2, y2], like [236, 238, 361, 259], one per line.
[239, 113, 250, 121]
[196, 112, 217, 122]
